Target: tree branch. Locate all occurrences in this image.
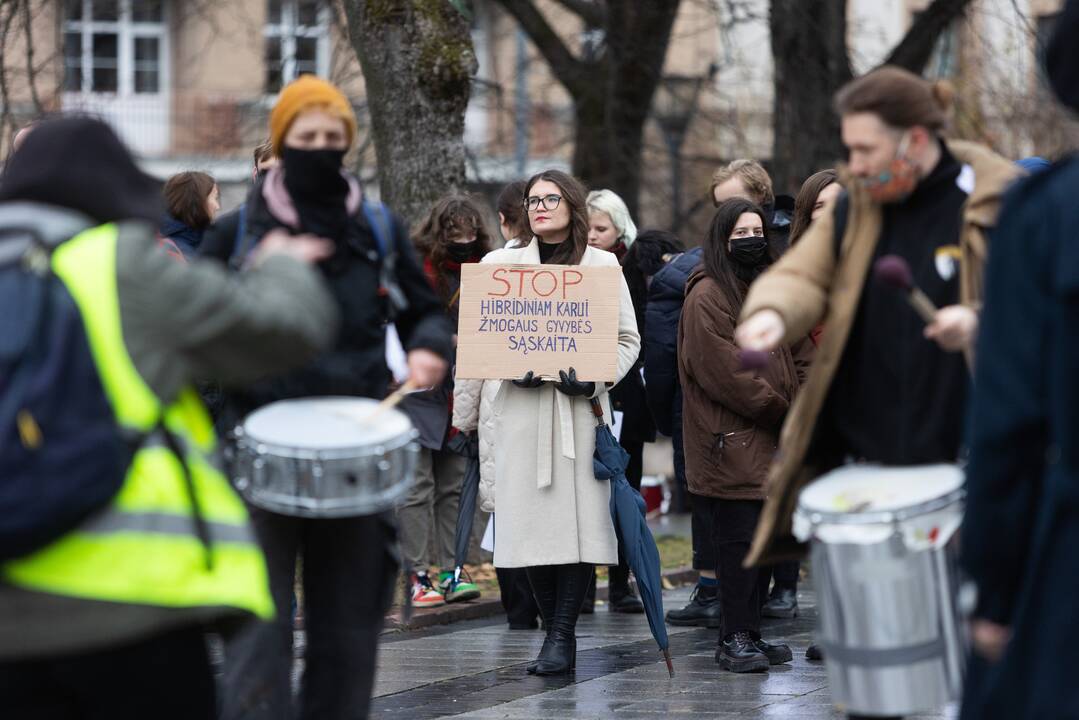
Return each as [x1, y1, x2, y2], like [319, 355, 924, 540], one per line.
[884, 0, 975, 73]
[549, 0, 605, 28]
[493, 0, 588, 96]
[20, 0, 42, 114]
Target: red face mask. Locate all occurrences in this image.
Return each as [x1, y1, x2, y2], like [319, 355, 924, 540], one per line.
[862, 134, 920, 204]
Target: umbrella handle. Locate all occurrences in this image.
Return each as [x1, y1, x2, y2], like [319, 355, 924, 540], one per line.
[589, 397, 604, 422]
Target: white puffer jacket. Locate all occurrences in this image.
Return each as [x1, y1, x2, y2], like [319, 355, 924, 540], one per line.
[452, 376, 501, 512]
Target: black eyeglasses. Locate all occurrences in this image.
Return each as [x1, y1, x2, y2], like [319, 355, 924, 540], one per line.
[524, 194, 562, 212]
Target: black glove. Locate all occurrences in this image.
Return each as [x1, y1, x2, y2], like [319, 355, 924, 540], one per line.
[511, 370, 545, 389]
[555, 368, 595, 398]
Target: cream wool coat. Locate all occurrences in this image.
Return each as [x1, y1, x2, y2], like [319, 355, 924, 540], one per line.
[453, 239, 640, 568]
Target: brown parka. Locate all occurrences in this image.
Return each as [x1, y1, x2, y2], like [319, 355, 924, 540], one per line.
[678, 269, 810, 500]
[739, 139, 1021, 566]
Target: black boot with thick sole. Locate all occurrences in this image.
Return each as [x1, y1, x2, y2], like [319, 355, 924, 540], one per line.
[716, 631, 770, 673]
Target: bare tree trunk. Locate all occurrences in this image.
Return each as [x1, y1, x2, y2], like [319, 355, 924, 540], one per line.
[494, 0, 679, 219]
[602, 1, 680, 218]
[770, 0, 977, 195]
[770, 0, 852, 196]
[341, 1, 477, 228]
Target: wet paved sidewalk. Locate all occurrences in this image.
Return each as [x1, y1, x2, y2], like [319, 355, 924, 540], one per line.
[368, 586, 956, 719]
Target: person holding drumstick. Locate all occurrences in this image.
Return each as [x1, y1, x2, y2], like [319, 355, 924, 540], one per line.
[734, 67, 1018, 718]
[218, 76, 453, 720]
[453, 169, 640, 675]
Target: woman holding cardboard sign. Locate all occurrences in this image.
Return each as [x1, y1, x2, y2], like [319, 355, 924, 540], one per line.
[453, 170, 640, 676]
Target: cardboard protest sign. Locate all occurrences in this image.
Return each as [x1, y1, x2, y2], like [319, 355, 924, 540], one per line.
[456, 263, 622, 382]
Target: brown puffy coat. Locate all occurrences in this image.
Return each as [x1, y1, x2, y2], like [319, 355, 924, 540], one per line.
[678, 269, 806, 500]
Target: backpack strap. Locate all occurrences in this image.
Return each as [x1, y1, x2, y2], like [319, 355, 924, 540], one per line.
[362, 200, 410, 319]
[363, 200, 393, 259]
[229, 204, 255, 270]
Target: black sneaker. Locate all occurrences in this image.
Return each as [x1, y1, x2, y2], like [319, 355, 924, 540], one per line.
[806, 643, 823, 661]
[665, 586, 722, 628]
[754, 637, 793, 665]
[761, 588, 798, 619]
[716, 631, 770, 673]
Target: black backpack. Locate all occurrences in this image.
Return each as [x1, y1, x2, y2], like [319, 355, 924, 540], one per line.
[0, 203, 136, 561]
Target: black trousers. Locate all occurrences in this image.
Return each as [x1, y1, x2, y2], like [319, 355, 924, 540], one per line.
[0, 625, 216, 719]
[761, 560, 800, 595]
[220, 509, 398, 720]
[690, 491, 718, 572]
[496, 567, 540, 627]
[700, 496, 766, 638]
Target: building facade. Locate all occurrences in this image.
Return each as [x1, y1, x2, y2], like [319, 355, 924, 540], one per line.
[0, 0, 1068, 224]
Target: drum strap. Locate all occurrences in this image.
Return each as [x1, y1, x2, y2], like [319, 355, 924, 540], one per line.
[818, 638, 946, 668]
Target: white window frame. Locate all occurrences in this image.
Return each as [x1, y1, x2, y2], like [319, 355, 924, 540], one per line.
[263, 0, 331, 94]
[62, 0, 169, 97]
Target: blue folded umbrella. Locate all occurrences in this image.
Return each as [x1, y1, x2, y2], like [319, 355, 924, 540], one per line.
[589, 398, 673, 677]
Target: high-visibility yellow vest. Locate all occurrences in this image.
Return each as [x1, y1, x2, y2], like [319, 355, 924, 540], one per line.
[2, 224, 273, 620]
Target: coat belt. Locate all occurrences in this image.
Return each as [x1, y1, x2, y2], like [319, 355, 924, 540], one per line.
[536, 387, 577, 489]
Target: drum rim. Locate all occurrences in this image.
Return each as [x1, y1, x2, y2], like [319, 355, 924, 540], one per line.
[797, 487, 965, 527]
[234, 428, 419, 459]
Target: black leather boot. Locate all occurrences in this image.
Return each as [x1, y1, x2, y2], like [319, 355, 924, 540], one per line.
[666, 584, 722, 628]
[608, 563, 644, 613]
[580, 568, 596, 614]
[754, 637, 793, 665]
[524, 565, 558, 674]
[761, 588, 798, 619]
[534, 563, 592, 676]
[716, 631, 770, 673]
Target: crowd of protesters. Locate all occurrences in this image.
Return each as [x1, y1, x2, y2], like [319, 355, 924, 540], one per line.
[0, 1, 1077, 717]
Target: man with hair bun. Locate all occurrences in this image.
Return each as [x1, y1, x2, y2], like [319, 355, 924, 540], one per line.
[735, 66, 1020, 715]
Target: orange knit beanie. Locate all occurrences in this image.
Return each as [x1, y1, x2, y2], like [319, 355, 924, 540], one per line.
[269, 75, 357, 156]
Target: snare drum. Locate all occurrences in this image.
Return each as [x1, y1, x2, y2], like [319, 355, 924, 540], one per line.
[232, 397, 418, 517]
[794, 464, 966, 717]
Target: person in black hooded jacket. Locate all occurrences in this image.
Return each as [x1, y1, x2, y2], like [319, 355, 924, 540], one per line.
[217, 77, 452, 720]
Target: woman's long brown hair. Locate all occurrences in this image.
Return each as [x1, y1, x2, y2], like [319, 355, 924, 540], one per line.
[700, 198, 772, 315]
[412, 194, 494, 302]
[524, 169, 589, 265]
[789, 169, 839, 245]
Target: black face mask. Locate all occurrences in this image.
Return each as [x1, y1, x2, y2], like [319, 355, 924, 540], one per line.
[280, 147, 351, 250]
[729, 236, 769, 266]
[447, 240, 479, 263]
[281, 147, 349, 203]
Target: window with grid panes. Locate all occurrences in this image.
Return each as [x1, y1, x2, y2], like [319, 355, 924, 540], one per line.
[63, 0, 165, 95]
[264, 0, 330, 94]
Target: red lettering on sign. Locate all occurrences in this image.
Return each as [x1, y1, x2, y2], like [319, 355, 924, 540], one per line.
[508, 268, 534, 296]
[532, 270, 557, 297]
[562, 269, 583, 299]
[488, 268, 511, 297]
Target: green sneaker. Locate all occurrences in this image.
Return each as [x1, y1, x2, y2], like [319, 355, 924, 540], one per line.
[439, 568, 481, 603]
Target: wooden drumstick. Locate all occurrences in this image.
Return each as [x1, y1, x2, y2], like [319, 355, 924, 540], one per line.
[363, 378, 418, 425]
[874, 254, 938, 324]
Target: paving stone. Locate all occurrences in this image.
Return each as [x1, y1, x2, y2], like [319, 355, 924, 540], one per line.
[323, 581, 955, 719]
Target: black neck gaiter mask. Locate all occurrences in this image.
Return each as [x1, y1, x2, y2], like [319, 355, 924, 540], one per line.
[282, 147, 350, 244]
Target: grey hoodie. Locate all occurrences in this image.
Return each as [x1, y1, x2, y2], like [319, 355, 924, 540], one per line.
[0, 219, 338, 659]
